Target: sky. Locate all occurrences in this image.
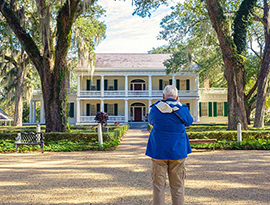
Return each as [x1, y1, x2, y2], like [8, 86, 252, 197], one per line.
[95, 0, 175, 53]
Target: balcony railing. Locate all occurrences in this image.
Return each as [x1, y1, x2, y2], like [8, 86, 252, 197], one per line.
[199, 88, 227, 94]
[128, 90, 149, 97]
[80, 91, 101, 97]
[80, 116, 125, 123]
[104, 90, 125, 96]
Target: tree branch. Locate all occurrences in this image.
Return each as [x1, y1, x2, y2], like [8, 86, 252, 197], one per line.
[0, 0, 43, 73]
[245, 78, 258, 100]
[4, 55, 18, 68]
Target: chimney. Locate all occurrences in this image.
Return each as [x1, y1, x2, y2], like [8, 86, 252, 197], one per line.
[204, 78, 210, 89]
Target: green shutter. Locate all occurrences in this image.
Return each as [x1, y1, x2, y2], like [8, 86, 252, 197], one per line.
[86, 80, 91, 90]
[224, 102, 228, 117]
[199, 102, 202, 117]
[96, 79, 100, 91]
[104, 79, 108, 90]
[208, 102, 213, 117]
[86, 104, 90, 116]
[186, 79, 190, 90]
[169, 79, 172, 85]
[114, 79, 118, 90]
[176, 79, 180, 90]
[97, 103, 100, 112]
[69, 103, 74, 118]
[159, 79, 163, 90]
[114, 104, 118, 115]
[104, 104, 108, 113]
[213, 102, 217, 117]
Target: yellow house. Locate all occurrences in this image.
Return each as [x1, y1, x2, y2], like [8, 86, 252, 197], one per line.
[30, 53, 228, 124]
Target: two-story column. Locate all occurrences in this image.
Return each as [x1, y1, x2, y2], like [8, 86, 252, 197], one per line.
[29, 100, 33, 123]
[77, 99, 80, 123]
[125, 75, 128, 97]
[172, 75, 176, 86]
[101, 99, 104, 111]
[125, 99, 128, 123]
[40, 98, 45, 124]
[148, 99, 152, 113]
[195, 75, 199, 91]
[101, 75, 104, 97]
[148, 75, 152, 97]
[77, 75, 81, 97]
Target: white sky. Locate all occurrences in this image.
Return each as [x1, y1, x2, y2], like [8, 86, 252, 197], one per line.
[95, 0, 175, 53]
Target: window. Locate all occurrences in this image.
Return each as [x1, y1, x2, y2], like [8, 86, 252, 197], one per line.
[180, 80, 186, 90]
[69, 102, 74, 118]
[201, 102, 208, 116]
[217, 102, 224, 116]
[90, 105, 95, 115]
[86, 104, 91, 116]
[108, 104, 114, 115]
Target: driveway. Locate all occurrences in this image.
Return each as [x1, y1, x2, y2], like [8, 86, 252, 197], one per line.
[0, 129, 269, 205]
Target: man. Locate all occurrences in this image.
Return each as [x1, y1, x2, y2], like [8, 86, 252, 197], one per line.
[146, 85, 193, 205]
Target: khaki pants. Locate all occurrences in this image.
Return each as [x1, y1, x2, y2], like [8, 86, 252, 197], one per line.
[151, 158, 186, 205]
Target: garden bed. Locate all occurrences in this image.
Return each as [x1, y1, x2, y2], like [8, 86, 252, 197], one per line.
[0, 124, 129, 153]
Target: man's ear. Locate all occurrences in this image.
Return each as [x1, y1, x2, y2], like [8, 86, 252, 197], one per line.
[176, 96, 179, 101]
[163, 94, 166, 100]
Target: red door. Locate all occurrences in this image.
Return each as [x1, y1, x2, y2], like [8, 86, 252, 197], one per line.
[134, 108, 142, 121]
[134, 84, 142, 90]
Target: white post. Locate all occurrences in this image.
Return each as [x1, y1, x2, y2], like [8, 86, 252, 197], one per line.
[101, 99, 104, 111]
[149, 75, 152, 97]
[29, 101, 32, 123]
[196, 100, 199, 122]
[237, 123, 242, 143]
[77, 100, 81, 123]
[36, 124, 41, 141]
[148, 100, 152, 112]
[98, 123, 103, 147]
[101, 75, 104, 97]
[77, 75, 81, 97]
[172, 75, 176, 86]
[33, 102, 36, 123]
[125, 100, 128, 123]
[125, 75, 128, 97]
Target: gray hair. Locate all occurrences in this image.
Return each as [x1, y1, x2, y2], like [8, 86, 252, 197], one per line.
[163, 85, 178, 99]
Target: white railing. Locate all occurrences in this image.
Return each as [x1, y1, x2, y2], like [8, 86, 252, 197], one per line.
[152, 90, 198, 97]
[80, 91, 101, 97]
[80, 116, 125, 123]
[128, 90, 149, 97]
[108, 116, 125, 122]
[199, 88, 227, 94]
[104, 90, 125, 96]
[152, 90, 163, 96]
[80, 116, 95, 122]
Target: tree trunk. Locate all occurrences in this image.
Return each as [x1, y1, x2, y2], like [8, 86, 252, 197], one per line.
[205, 0, 248, 130]
[254, 0, 270, 127]
[13, 67, 25, 126]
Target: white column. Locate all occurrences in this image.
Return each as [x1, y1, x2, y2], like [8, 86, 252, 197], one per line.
[77, 100, 80, 123]
[77, 75, 81, 97]
[148, 75, 152, 97]
[172, 75, 176, 86]
[196, 100, 199, 122]
[101, 99, 104, 111]
[125, 100, 128, 123]
[101, 75, 104, 97]
[148, 99, 152, 113]
[29, 101, 33, 123]
[40, 99, 45, 124]
[195, 75, 199, 91]
[33, 102, 36, 123]
[125, 75, 128, 97]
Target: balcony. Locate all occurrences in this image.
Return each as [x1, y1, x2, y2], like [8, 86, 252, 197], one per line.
[80, 116, 125, 123]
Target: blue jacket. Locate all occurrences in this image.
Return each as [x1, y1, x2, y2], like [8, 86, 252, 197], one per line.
[146, 99, 193, 160]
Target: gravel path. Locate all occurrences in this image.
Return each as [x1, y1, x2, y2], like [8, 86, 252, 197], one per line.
[0, 129, 270, 205]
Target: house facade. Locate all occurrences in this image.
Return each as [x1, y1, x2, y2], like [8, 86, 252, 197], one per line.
[30, 53, 228, 125]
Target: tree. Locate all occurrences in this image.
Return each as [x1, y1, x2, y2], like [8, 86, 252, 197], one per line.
[254, 0, 270, 127]
[0, 0, 105, 132]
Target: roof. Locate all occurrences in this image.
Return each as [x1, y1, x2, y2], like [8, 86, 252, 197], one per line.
[95, 53, 171, 69]
[0, 108, 13, 121]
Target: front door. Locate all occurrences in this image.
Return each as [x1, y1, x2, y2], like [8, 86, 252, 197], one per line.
[134, 107, 142, 121]
[134, 84, 142, 90]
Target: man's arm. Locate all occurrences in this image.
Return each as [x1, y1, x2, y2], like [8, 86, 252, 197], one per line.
[148, 106, 155, 125]
[175, 105, 193, 126]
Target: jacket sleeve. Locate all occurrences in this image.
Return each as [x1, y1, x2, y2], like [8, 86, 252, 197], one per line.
[175, 105, 193, 126]
[148, 106, 155, 125]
